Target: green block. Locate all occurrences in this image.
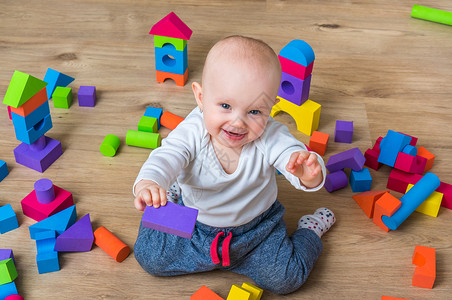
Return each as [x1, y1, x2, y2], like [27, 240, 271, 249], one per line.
[411, 4, 452, 26]
[154, 35, 187, 51]
[0, 258, 18, 285]
[138, 116, 158, 133]
[52, 86, 73, 109]
[126, 130, 161, 149]
[100, 134, 120, 157]
[3, 70, 48, 108]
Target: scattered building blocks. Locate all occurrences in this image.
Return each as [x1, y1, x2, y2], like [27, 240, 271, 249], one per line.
[411, 4, 452, 26]
[100, 134, 121, 157]
[309, 131, 329, 156]
[0, 160, 8, 182]
[352, 190, 389, 218]
[9, 87, 47, 117]
[394, 152, 427, 174]
[324, 170, 348, 193]
[326, 147, 365, 173]
[43, 68, 74, 100]
[3, 70, 48, 108]
[378, 130, 412, 167]
[0, 282, 18, 299]
[161, 111, 184, 130]
[29, 205, 77, 239]
[406, 184, 443, 217]
[14, 135, 63, 173]
[191, 285, 224, 300]
[36, 250, 60, 274]
[387, 169, 422, 194]
[94, 226, 130, 262]
[54, 214, 94, 252]
[278, 55, 313, 80]
[278, 72, 311, 106]
[0, 204, 19, 234]
[0, 249, 15, 264]
[142, 201, 198, 239]
[0, 258, 18, 285]
[241, 283, 263, 300]
[334, 120, 353, 143]
[382, 173, 440, 230]
[437, 181, 452, 210]
[144, 107, 163, 129]
[412, 245, 436, 289]
[52, 86, 73, 109]
[77, 86, 96, 107]
[373, 192, 402, 232]
[126, 130, 161, 149]
[416, 146, 435, 172]
[227, 284, 251, 300]
[138, 116, 158, 133]
[350, 168, 372, 192]
[364, 148, 382, 171]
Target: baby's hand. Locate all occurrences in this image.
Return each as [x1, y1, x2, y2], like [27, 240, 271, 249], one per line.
[134, 180, 167, 211]
[286, 150, 323, 189]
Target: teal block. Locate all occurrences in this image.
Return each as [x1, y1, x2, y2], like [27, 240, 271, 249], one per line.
[378, 130, 412, 167]
[0, 281, 18, 299]
[36, 237, 56, 253]
[29, 205, 77, 239]
[155, 44, 187, 75]
[144, 107, 163, 129]
[350, 168, 372, 192]
[279, 39, 315, 67]
[0, 160, 8, 182]
[11, 100, 53, 144]
[36, 251, 60, 274]
[43, 68, 74, 100]
[0, 204, 19, 234]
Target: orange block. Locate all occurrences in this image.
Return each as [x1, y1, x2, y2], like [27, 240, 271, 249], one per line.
[191, 285, 224, 300]
[373, 192, 401, 232]
[94, 226, 130, 262]
[381, 297, 411, 300]
[412, 245, 436, 289]
[9, 87, 47, 117]
[161, 111, 184, 130]
[156, 69, 188, 86]
[309, 131, 329, 156]
[416, 147, 435, 172]
[352, 190, 389, 218]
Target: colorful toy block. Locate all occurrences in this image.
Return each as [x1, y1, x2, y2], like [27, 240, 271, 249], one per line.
[271, 98, 321, 136]
[142, 201, 198, 239]
[5, 295, 24, 300]
[34, 178, 55, 204]
[36, 236, 57, 254]
[416, 146, 435, 172]
[154, 35, 187, 51]
[36, 250, 60, 274]
[14, 135, 63, 172]
[241, 283, 263, 300]
[52, 86, 73, 109]
[364, 148, 382, 171]
[191, 285, 224, 300]
[326, 147, 365, 173]
[227, 284, 251, 300]
[324, 170, 348, 193]
[378, 130, 412, 167]
[77, 86, 96, 107]
[161, 111, 184, 130]
[0, 258, 18, 285]
[406, 184, 443, 217]
[100, 134, 121, 157]
[402, 145, 417, 156]
[43, 68, 74, 100]
[138, 116, 158, 133]
[3, 70, 48, 108]
[9, 87, 47, 117]
[278, 72, 311, 106]
[381, 297, 411, 300]
[94, 226, 130, 262]
[11, 100, 52, 145]
[126, 130, 161, 149]
[309, 131, 329, 156]
[353, 190, 389, 218]
[412, 245, 436, 289]
[155, 44, 188, 75]
[29, 205, 77, 239]
[0, 204, 19, 234]
[149, 12, 193, 40]
[54, 214, 94, 252]
[372, 136, 383, 151]
[394, 152, 426, 174]
[0, 282, 18, 299]
[156, 69, 189, 87]
[382, 173, 440, 230]
[334, 120, 353, 143]
[279, 39, 315, 67]
[411, 4, 452, 26]
[21, 180, 74, 221]
[350, 168, 372, 192]
[0, 160, 8, 182]
[437, 181, 452, 209]
[387, 169, 423, 194]
[373, 192, 402, 232]
[7, 106, 12, 120]
[278, 55, 313, 80]
[144, 107, 163, 129]
[0, 249, 14, 263]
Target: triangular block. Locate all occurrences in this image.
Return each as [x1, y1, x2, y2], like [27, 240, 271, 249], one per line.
[3, 71, 48, 108]
[54, 214, 94, 252]
[43, 68, 75, 100]
[352, 190, 388, 218]
[149, 12, 192, 40]
[29, 205, 77, 239]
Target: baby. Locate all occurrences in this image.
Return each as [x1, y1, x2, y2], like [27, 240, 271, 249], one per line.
[133, 35, 335, 295]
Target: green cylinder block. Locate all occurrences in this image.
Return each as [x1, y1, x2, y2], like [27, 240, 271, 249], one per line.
[100, 134, 120, 157]
[126, 130, 161, 149]
[411, 5, 452, 26]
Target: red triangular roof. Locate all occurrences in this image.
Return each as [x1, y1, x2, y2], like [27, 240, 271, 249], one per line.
[149, 12, 192, 40]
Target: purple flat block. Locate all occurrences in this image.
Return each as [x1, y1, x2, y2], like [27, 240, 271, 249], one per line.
[54, 214, 94, 252]
[142, 201, 198, 239]
[324, 170, 348, 192]
[326, 147, 366, 173]
[335, 120, 353, 143]
[14, 136, 63, 173]
[277, 72, 311, 106]
[34, 178, 55, 204]
[0, 249, 14, 264]
[78, 86, 96, 107]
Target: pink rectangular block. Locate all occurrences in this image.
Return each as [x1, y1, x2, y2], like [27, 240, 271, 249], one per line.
[437, 182, 452, 210]
[394, 153, 427, 174]
[373, 137, 383, 151]
[278, 55, 313, 80]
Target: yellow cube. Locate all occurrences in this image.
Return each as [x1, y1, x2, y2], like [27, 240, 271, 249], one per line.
[241, 282, 263, 300]
[227, 284, 251, 300]
[407, 184, 443, 217]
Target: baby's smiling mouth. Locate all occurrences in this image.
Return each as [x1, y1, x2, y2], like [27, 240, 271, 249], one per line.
[222, 129, 246, 140]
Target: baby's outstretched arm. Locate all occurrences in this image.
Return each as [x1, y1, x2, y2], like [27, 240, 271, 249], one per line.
[134, 179, 167, 211]
[286, 150, 323, 189]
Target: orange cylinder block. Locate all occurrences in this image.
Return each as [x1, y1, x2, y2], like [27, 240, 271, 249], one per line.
[161, 111, 184, 130]
[94, 226, 130, 262]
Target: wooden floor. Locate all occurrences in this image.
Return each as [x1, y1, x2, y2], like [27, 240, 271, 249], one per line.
[1, 0, 452, 299]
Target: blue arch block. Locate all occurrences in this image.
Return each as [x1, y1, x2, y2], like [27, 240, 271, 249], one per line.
[155, 44, 187, 75]
[279, 40, 315, 67]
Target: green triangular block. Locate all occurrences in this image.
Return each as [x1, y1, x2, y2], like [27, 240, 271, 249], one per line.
[3, 70, 48, 108]
[29, 205, 77, 239]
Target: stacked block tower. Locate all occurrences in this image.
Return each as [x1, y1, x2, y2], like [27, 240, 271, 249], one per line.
[149, 12, 192, 86]
[3, 71, 63, 172]
[271, 40, 321, 136]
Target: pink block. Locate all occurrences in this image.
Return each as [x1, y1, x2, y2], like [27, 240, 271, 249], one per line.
[364, 148, 382, 171]
[278, 55, 313, 80]
[7, 106, 12, 120]
[149, 12, 192, 40]
[387, 169, 422, 193]
[438, 182, 452, 210]
[372, 137, 383, 151]
[21, 185, 74, 221]
[394, 153, 427, 174]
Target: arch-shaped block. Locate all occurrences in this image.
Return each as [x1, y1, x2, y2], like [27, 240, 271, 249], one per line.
[271, 98, 320, 136]
[279, 40, 315, 67]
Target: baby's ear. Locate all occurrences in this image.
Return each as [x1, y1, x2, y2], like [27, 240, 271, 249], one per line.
[192, 82, 203, 111]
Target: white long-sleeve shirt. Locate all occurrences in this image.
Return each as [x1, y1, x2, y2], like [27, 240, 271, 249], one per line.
[134, 107, 326, 227]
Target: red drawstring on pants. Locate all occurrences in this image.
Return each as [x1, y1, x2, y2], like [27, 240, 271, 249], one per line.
[210, 231, 232, 267]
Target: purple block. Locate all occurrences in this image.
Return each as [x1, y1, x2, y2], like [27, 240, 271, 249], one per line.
[54, 214, 94, 252]
[14, 136, 63, 173]
[78, 86, 96, 107]
[142, 201, 198, 239]
[326, 147, 366, 173]
[277, 72, 311, 106]
[34, 178, 55, 204]
[324, 170, 348, 192]
[0, 249, 14, 264]
[335, 120, 353, 143]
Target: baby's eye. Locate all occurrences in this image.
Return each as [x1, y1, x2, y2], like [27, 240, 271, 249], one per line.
[249, 110, 261, 115]
[221, 103, 231, 110]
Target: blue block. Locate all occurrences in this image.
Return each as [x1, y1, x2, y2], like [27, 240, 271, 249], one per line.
[378, 130, 412, 167]
[279, 40, 315, 67]
[350, 168, 372, 192]
[29, 205, 77, 239]
[0, 281, 18, 299]
[0, 160, 8, 182]
[43, 68, 75, 100]
[144, 107, 163, 129]
[155, 44, 187, 75]
[11, 100, 53, 144]
[402, 145, 417, 156]
[36, 237, 57, 253]
[0, 204, 19, 234]
[36, 251, 60, 274]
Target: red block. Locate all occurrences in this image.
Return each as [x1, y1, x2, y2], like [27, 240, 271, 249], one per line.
[191, 285, 224, 300]
[437, 181, 452, 210]
[394, 153, 427, 174]
[364, 148, 382, 171]
[387, 169, 422, 194]
[373, 136, 383, 151]
[309, 131, 329, 156]
[278, 55, 313, 80]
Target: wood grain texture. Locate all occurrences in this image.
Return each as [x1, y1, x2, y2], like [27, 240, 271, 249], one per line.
[1, 0, 451, 299]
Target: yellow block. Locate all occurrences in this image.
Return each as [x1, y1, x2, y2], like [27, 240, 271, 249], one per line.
[227, 284, 251, 300]
[407, 184, 443, 217]
[271, 97, 321, 136]
[241, 282, 263, 300]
